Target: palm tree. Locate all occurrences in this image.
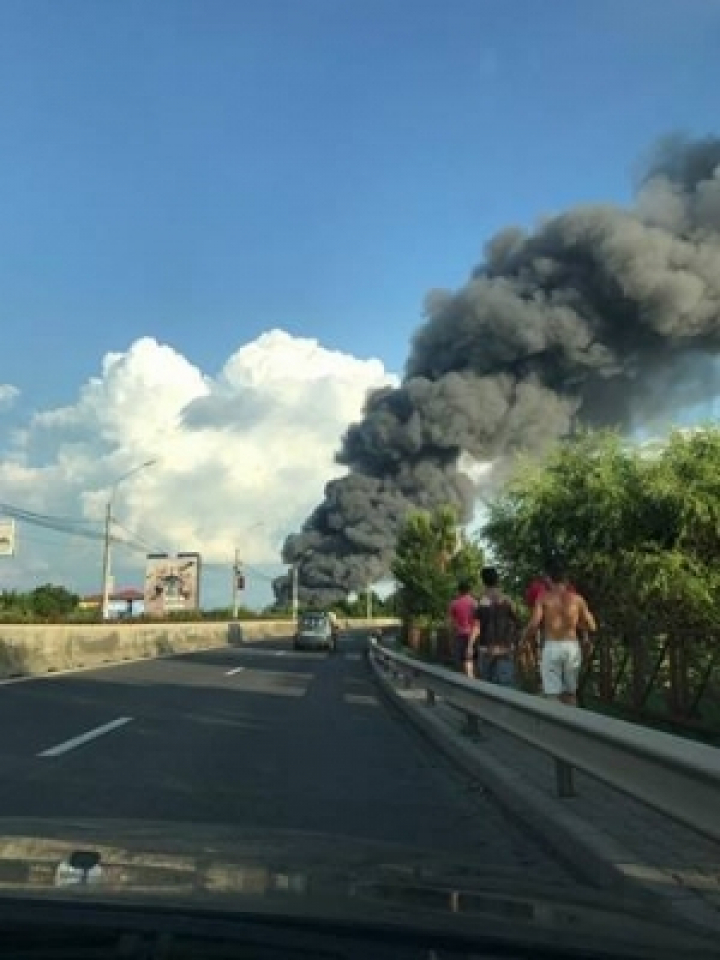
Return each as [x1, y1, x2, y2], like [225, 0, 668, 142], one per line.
[431, 505, 461, 573]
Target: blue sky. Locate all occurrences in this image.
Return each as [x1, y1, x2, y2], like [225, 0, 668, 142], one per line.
[0, 0, 718, 606]
[1, 0, 718, 407]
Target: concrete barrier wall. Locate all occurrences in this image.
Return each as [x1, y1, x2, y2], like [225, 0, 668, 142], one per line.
[347, 618, 399, 630]
[0, 618, 400, 680]
[227, 617, 399, 644]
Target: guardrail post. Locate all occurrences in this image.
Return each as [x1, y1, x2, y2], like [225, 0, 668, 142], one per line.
[555, 759, 576, 798]
[426, 688, 436, 707]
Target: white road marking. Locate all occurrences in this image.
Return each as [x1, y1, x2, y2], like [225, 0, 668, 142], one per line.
[38, 717, 133, 758]
[275, 650, 286, 656]
[226, 666, 245, 675]
[345, 653, 361, 661]
[344, 693, 378, 706]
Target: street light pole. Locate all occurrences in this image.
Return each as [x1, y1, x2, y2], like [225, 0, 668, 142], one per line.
[100, 459, 156, 621]
[291, 563, 298, 624]
[232, 547, 241, 619]
[100, 500, 113, 622]
[290, 548, 312, 624]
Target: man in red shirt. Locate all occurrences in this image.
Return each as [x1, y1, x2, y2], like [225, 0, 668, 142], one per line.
[526, 574, 577, 609]
[525, 576, 550, 610]
[448, 580, 477, 677]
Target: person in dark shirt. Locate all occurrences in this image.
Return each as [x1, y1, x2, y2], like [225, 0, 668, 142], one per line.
[474, 567, 520, 686]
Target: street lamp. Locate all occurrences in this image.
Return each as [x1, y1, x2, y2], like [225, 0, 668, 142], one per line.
[100, 459, 156, 620]
[291, 549, 313, 624]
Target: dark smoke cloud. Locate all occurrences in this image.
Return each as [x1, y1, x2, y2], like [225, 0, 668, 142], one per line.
[276, 135, 720, 606]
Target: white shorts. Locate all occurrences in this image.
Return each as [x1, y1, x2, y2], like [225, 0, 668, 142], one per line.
[541, 640, 581, 696]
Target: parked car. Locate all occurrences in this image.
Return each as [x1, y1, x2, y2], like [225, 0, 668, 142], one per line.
[294, 612, 337, 652]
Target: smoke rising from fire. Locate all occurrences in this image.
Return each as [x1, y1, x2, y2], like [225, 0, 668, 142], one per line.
[277, 135, 720, 605]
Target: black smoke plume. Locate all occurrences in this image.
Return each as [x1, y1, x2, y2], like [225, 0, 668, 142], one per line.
[275, 135, 720, 606]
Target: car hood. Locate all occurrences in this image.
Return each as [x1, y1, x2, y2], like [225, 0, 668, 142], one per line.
[0, 818, 714, 957]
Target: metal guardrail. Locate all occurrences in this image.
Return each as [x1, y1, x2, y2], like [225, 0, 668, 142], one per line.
[370, 639, 720, 844]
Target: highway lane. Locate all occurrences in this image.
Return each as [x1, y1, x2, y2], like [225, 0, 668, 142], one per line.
[0, 631, 578, 885]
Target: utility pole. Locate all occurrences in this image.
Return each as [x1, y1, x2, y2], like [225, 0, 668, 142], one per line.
[230, 522, 262, 619]
[366, 584, 372, 621]
[100, 459, 156, 621]
[232, 548, 242, 619]
[291, 564, 298, 624]
[100, 500, 112, 621]
[290, 548, 312, 624]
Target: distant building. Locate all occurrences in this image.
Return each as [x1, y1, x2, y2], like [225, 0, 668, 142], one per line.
[80, 588, 144, 618]
[144, 553, 201, 616]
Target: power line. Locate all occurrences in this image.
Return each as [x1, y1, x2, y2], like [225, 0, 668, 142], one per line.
[110, 518, 165, 555]
[0, 501, 150, 554]
[121, 517, 172, 555]
[201, 559, 284, 583]
[8, 516, 108, 543]
[0, 508, 101, 538]
[9, 530, 100, 550]
[202, 559, 286, 570]
[242, 563, 277, 583]
[0, 503, 103, 526]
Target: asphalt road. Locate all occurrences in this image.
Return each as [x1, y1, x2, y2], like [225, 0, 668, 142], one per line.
[0, 631, 577, 885]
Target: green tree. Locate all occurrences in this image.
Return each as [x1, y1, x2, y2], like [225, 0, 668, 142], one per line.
[392, 505, 484, 625]
[28, 584, 80, 619]
[483, 428, 720, 635]
[0, 590, 25, 611]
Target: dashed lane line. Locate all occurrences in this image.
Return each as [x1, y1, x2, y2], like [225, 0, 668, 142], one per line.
[38, 717, 133, 758]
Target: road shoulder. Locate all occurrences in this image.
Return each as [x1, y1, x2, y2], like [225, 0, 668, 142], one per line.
[368, 648, 720, 934]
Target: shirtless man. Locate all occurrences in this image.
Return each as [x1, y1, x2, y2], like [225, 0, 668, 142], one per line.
[521, 558, 596, 706]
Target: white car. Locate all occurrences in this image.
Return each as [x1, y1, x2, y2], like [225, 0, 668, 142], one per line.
[293, 612, 337, 652]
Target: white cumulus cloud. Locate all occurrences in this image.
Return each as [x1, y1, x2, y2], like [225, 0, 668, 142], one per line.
[0, 384, 19, 408]
[0, 330, 398, 606]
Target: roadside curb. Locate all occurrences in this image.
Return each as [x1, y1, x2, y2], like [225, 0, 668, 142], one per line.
[368, 650, 720, 933]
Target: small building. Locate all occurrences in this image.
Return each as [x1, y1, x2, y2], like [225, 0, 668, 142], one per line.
[80, 588, 144, 618]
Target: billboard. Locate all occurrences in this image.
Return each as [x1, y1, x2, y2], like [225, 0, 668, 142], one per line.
[0, 520, 16, 557]
[144, 553, 201, 616]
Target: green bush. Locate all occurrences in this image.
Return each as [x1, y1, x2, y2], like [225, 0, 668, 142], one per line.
[483, 428, 720, 636]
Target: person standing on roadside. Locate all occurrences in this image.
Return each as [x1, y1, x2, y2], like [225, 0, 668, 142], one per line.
[525, 575, 550, 612]
[474, 567, 520, 686]
[526, 572, 578, 611]
[523, 570, 579, 680]
[521, 557, 596, 706]
[448, 580, 477, 678]
[327, 609, 341, 652]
